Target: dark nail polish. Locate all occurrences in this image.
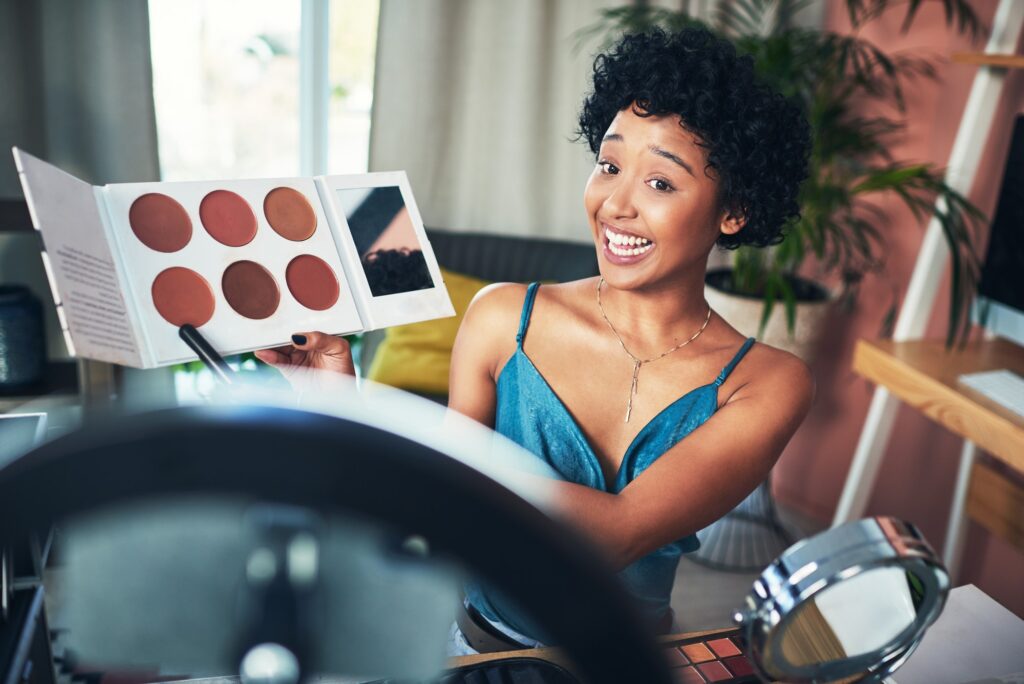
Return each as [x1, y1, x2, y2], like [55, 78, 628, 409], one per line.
[292, 334, 307, 345]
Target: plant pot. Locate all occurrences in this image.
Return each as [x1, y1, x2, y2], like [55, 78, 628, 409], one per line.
[704, 268, 834, 363]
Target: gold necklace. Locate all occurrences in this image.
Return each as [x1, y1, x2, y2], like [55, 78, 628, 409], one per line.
[596, 277, 712, 423]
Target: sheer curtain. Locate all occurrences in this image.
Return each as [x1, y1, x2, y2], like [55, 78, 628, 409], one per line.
[370, 0, 637, 243]
[0, 0, 163, 405]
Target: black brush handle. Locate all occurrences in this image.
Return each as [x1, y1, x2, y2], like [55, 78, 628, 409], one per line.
[179, 325, 234, 386]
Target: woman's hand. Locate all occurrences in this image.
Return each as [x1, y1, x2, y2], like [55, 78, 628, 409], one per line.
[255, 332, 356, 391]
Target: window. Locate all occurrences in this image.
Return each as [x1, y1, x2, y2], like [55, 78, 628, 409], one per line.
[149, 0, 379, 181]
[150, 0, 379, 401]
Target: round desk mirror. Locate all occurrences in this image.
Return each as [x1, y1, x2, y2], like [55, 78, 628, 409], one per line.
[736, 517, 949, 683]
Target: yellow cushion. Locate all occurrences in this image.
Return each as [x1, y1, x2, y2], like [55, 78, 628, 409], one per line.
[367, 268, 492, 394]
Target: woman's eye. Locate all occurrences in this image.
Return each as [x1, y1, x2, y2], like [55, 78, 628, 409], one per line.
[598, 160, 619, 175]
[647, 178, 674, 192]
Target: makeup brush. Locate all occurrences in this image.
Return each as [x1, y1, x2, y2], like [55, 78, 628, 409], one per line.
[179, 324, 235, 386]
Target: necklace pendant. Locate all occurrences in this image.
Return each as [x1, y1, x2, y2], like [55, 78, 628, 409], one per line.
[625, 360, 641, 423]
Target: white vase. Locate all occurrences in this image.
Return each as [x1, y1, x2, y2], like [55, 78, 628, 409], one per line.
[705, 270, 834, 363]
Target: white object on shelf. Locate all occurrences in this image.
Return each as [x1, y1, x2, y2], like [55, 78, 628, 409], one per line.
[958, 369, 1024, 417]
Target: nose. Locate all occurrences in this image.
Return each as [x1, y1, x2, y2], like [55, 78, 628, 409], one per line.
[602, 174, 638, 220]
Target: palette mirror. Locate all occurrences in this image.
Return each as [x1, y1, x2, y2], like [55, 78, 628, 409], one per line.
[336, 186, 435, 297]
[735, 516, 949, 683]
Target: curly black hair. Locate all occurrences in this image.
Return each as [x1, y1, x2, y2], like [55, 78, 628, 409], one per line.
[578, 26, 811, 249]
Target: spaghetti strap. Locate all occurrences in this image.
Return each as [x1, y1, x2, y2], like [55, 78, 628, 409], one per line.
[515, 282, 541, 347]
[714, 337, 756, 386]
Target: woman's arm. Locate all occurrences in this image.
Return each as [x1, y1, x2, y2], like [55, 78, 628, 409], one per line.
[446, 282, 526, 427]
[550, 358, 814, 569]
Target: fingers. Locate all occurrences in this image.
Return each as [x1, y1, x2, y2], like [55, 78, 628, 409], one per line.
[292, 331, 351, 356]
[254, 348, 290, 366]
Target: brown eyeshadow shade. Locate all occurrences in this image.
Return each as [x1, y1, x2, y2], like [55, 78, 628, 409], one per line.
[285, 254, 340, 311]
[221, 260, 280, 320]
[697, 661, 731, 682]
[671, 666, 706, 684]
[151, 267, 215, 327]
[129, 193, 192, 252]
[665, 648, 690, 667]
[199, 189, 258, 246]
[681, 643, 715, 664]
[264, 187, 317, 241]
[707, 637, 741, 658]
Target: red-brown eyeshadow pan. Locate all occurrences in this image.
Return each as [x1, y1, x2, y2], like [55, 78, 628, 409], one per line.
[722, 656, 755, 677]
[665, 648, 690, 667]
[671, 666, 705, 684]
[200, 189, 258, 247]
[264, 187, 317, 241]
[681, 643, 715, 664]
[129, 193, 192, 252]
[151, 267, 215, 327]
[707, 637, 741, 658]
[697, 661, 731, 682]
[286, 254, 339, 311]
[222, 260, 280, 319]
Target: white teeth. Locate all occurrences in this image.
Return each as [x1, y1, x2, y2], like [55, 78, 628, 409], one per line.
[604, 227, 653, 253]
[607, 239, 654, 257]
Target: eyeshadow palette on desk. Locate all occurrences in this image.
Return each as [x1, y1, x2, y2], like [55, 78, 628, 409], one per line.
[13, 148, 454, 368]
[663, 630, 757, 683]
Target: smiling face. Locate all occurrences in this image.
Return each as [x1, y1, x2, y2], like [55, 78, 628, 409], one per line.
[584, 105, 743, 291]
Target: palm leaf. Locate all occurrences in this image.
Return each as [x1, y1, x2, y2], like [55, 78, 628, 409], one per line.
[583, 0, 989, 343]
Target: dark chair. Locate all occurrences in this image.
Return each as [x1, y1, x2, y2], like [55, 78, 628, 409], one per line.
[359, 228, 599, 382]
[424, 227, 598, 284]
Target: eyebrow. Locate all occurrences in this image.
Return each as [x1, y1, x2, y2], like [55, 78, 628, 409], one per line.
[650, 146, 694, 176]
[600, 133, 694, 176]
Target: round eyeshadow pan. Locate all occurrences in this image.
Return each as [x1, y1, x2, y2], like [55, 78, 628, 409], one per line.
[222, 260, 280, 320]
[286, 254, 340, 311]
[151, 267, 215, 327]
[199, 189, 258, 247]
[129, 193, 192, 253]
[264, 186, 317, 241]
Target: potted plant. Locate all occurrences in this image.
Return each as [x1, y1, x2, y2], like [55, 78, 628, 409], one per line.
[577, 0, 987, 359]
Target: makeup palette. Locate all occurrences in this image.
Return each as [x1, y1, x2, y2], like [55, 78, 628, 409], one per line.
[663, 630, 757, 683]
[13, 148, 454, 368]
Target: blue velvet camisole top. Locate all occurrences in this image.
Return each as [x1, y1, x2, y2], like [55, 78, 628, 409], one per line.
[467, 282, 756, 639]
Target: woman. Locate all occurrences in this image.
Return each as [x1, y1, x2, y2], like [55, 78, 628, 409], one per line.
[256, 26, 814, 653]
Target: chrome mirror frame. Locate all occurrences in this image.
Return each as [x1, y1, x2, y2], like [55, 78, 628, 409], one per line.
[734, 517, 949, 684]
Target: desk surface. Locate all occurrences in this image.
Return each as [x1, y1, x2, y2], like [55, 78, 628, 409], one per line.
[853, 337, 1024, 472]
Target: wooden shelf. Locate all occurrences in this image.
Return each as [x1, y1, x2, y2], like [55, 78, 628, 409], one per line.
[952, 52, 1024, 69]
[852, 338, 1024, 473]
[854, 337, 1024, 557]
[967, 457, 1024, 552]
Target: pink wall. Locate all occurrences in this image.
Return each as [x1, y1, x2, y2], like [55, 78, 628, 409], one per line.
[773, 0, 1024, 617]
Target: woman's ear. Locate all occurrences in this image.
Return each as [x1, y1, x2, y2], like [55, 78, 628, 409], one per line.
[719, 210, 746, 237]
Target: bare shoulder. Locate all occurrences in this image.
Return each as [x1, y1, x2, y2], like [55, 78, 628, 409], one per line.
[464, 282, 530, 330]
[466, 278, 592, 325]
[730, 341, 815, 415]
[457, 282, 531, 378]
